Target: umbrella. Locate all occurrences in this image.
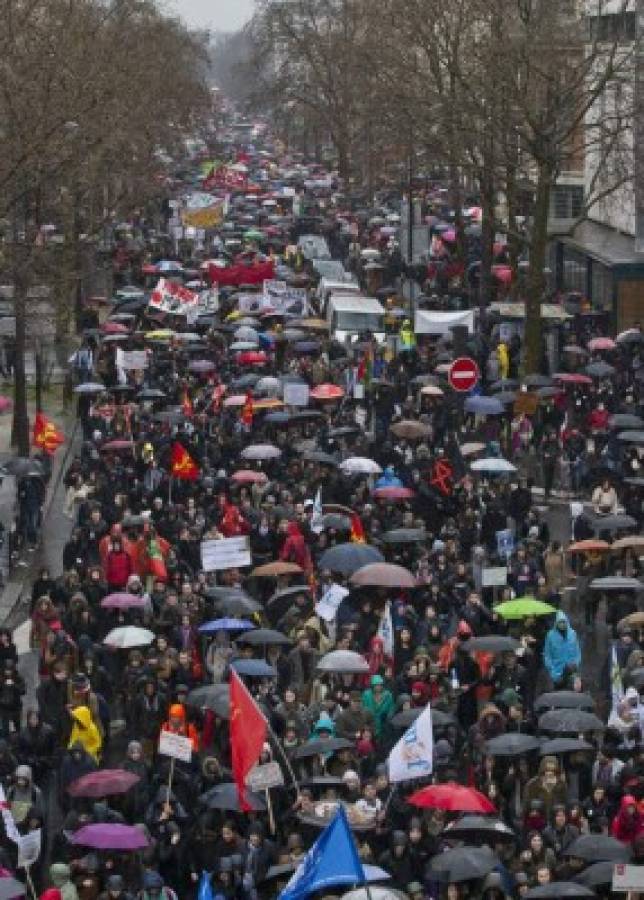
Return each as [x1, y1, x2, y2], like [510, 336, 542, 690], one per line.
[420, 384, 444, 397]
[373, 486, 415, 501]
[255, 376, 282, 397]
[317, 650, 370, 674]
[267, 584, 312, 609]
[67, 769, 140, 798]
[464, 635, 520, 654]
[241, 628, 291, 646]
[441, 816, 517, 846]
[320, 513, 351, 530]
[230, 659, 276, 678]
[212, 594, 262, 617]
[186, 684, 229, 718]
[610, 414, 644, 430]
[318, 543, 384, 576]
[188, 359, 216, 373]
[470, 458, 517, 474]
[494, 598, 556, 619]
[585, 361, 615, 378]
[591, 514, 638, 533]
[574, 861, 616, 888]
[408, 783, 496, 813]
[340, 457, 382, 475]
[381, 528, 427, 544]
[342, 890, 407, 900]
[237, 350, 268, 365]
[103, 626, 154, 649]
[200, 782, 266, 812]
[562, 345, 588, 355]
[234, 325, 259, 342]
[241, 444, 281, 460]
[70, 823, 149, 850]
[100, 593, 147, 610]
[350, 562, 416, 589]
[390, 420, 431, 440]
[590, 576, 643, 592]
[292, 737, 354, 759]
[612, 535, 644, 551]
[0, 878, 25, 899]
[587, 336, 616, 351]
[554, 373, 593, 385]
[490, 378, 520, 392]
[302, 450, 338, 466]
[427, 845, 500, 883]
[101, 440, 135, 452]
[617, 430, 644, 443]
[251, 560, 302, 577]
[310, 383, 344, 401]
[485, 733, 541, 756]
[523, 374, 554, 387]
[231, 469, 268, 484]
[460, 441, 486, 457]
[538, 709, 605, 733]
[617, 328, 644, 344]
[391, 708, 455, 729]
[198, 618, 255, 634]
[539, 738, 594, 755]
[535, 691, 595, 712]
[464, 396, 505, 415]
[564, 834, 629, 862]
[567, 539, 611, 554]
[524, 884, 594, 898]
[137, 388, 166, 400]
[74, 382, 105, 394]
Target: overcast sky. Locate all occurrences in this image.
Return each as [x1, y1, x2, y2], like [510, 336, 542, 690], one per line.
[169, 0, 255, 32]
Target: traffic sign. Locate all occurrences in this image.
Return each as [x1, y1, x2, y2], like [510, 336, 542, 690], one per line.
[449, 357, 480, 392]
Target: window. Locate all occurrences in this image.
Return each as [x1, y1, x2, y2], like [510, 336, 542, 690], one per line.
[590, 12, 636, 43]
[552, 185, 584, 220]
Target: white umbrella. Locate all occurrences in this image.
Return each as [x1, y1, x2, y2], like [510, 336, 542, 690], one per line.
[255, 377, 282, 398]
[74, 382, 106, 395]
[241, 444, 282, 461]
[471, 458, 517, 474]
[340, 457, 382, 475]
[234, 326, 259, 343]
[317, 650, 370, 674]
[342, 889, 408, 900]
[460, 442, 486, 457]
[103, 627, 155, 649]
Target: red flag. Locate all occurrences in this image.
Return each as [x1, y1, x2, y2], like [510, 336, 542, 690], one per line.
[240, 391, 253, 428]
[230, 670, 267, 811]
[32, 412, 64, 455]
[350, 512, 366, 544]
[170, 442, 200, 481]
[182, 391, 194, 418]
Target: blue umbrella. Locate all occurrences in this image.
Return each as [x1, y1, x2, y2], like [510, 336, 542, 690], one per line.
[293, 341, 320, 354]
[464, 395, 505, 415]
[231, 659, 276, 678]
[264, 411, 291, 424]
[199, 618, 255, 634]
[156, 259, 183, 272]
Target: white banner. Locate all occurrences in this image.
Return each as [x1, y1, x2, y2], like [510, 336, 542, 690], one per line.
[481, 566, 508, 587]
[388, 705, 434, 783]
[377, 601, 394, 659]
[116, 348, 148, 370]
[158, 730, 193, 762]
[17, 829, 41, 869]
[149, 278, 199, 316]
[315, 583, 349, 622]
[201, 536, 252, 572]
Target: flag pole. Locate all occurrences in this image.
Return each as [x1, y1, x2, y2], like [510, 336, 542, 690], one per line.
[264, 717, 301, 796]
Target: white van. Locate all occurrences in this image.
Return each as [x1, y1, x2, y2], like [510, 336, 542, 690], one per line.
[327, 294, 386, 344]
[318, 278, 360, 313]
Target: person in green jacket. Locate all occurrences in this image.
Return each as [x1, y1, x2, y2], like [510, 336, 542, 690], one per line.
[361, 674, 394, 740]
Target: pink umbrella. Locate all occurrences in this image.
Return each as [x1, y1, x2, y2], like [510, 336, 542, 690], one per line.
[223, 394, 247, 408]
[101, 322, 129, 335]
[237, 351, 268, 366]
[554, 373, 593, 386]
[67, 769, 141, 798]
[587, 336, 616, 352]
[100, 593, 147, 610]
[492, 265, 513, 285]
[442, 229, 456, 242]
[310, 384, 344, 401]
[231, 470, 268, 484]
[71, 823, 149, 850]
[373, 486, 415, 501]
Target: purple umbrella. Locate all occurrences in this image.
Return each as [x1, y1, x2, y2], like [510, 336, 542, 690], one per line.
[188, 359, 216, 373]
[67, 769, 141, 798]
[70, 824, 150, 850]
[100, 593, 147, 610]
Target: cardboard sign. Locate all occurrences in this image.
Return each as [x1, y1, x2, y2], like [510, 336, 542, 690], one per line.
[613, 864, 644, 891]
[201, 536, 252, 572]
[482, 566, 508, 587]
[17, 829, 41, 868]
[283, 382, 310, 407]
[158, 730, 193, 763]
[246, 761, 285, 792]
[513, 392, 539, 416]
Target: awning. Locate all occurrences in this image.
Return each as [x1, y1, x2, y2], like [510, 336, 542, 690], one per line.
[490, 303, 571, 321]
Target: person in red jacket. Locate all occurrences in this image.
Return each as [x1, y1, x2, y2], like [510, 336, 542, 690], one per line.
[611, 794, 644, 843]
[279, 521, 312, 574]
[587, 401, 609, 432]
[104, 538, 134, 591]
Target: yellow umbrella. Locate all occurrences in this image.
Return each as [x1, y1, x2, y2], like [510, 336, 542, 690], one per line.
[225, 310, 243, 321]
[145, 329, 175, 340]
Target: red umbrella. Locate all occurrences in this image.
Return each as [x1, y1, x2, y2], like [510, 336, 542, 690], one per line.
[0, 396, 12, 414]
[408, 783, 496, 814]
[587, 336, 616, 352]
[141, 263, 158, 275]
[231, 470, 268, 484]
[100, 593, 147, 610]
[373, 486, 415, 501]
[554, 373, 593, 385]
[67, 769, 141, 798]
[101, 322, 129, 335]
[492, 265, 513, 285]
[100, 440, 136, 452]
[237, 351, 268, 366]
[310, 384, 344, 401]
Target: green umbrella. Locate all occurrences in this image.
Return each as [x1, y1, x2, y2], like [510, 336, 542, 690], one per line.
[244, 229, 264, 241]
[494, 597, 556, 620]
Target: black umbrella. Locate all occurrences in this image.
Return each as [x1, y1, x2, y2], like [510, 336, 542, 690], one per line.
[137, 388, 166, 400]
[610, 414, 644, 430]
[441, 816, 517, 846]
[5, 457, 45, 477]
[591, 514, 638, 534]
[291, 738, 354, 759]
[617, 430, 644, 443]
[318, 542, 384, 576]
[464, 635, 520, 654]
[240, 629, 291, 646]
[186, 685, 229, 718]
[535, 691, 595, 712]
[321, 513, 352, 531]
[523, 374, 554, 388]
[302, 450, 338, 466]
[427, 846, 500, 883]
[585, 361, 615, 378]
[524, 883, 595, 898]
[485, 733, 541, 757]
[539, 738, 594, 755]
[590, 576, 643, 592]
[565, 834, 629, 862]
[538, 709, 605, 734]
[199, 782, 266, 812]
[328, 425, 362, 438]
[381, 528, 427, 544]
[391, 708, 455, 729]
[267, 585, 312, 608]
[574, 861, 615, 888]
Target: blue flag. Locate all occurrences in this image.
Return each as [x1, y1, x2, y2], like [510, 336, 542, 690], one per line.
[197, 871, 214, 900]
[279, 805, 365, 899]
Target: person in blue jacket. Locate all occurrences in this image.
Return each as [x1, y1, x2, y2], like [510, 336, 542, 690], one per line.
[544, 610, 581, 689]
[375, 466, 403, 490]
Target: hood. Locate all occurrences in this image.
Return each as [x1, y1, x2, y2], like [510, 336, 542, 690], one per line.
[14, 765, 32, 784]
[71, 706, 93, 729]
[555, 610, 571, 628]
[49, 864, 71, 887]
[370, 674, 384, 687]
[313, 714, 335, 735]
[168, 703, 186, 721]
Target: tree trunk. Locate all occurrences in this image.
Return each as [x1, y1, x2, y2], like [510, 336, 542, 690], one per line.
[524, 163, 552, 374]
[505, 160, 520, 299]
[11, 253, 30, 456]
[480, 165, 496, 316]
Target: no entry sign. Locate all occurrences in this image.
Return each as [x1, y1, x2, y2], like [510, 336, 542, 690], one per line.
[449, 356, 480, 392]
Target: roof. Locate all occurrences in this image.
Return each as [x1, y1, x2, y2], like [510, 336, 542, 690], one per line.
[328, 295, 385, 314]
[560, 219, 644, 268]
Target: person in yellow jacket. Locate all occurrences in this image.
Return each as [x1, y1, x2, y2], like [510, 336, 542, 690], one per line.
[68, 705, 102, 762]
[497, 341, 509, 379]
[399, 319, 416, 350]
